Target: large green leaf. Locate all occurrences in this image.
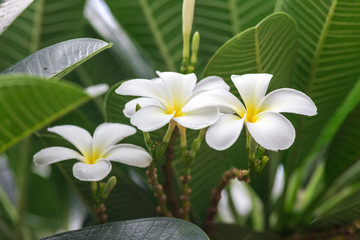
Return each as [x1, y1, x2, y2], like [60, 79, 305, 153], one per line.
[41, 217, 209, 240]
[2, 38, 112, 81]
[325, 104, 360, 182]
[202, 12, 296, 89]
[194, 0, 276, 63]
[104, 0, 276, 72]
[0, 0, 33, 35]
[0, 75, 91, 153]
[277, 0, 360, 172]
[274, 0, 360, 228]
[0, 0, 86, 71]
[85, 1, 154, 78]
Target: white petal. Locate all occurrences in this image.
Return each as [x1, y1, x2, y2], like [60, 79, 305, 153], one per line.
[48, 125, 92, 157]
[246, 112, 295, 151]
[193, 76, 230, 92]
[156, 71, 196, 104]
[130, 106, 175, 132]
[105, 144, 152, 167]
[205, 114, 245, 150]
[85, 84, 109, 97]
[72, 160, 112, 181]
[257, 88, 317, 116]
[183, 89, 246, 115]
[115, 79, 172, 109]
[231, 74, 272, 109]
[33, 147, 85, 165]
[93, 123, 136, 154]
[123, 97, 163, 118]
[174, 107, 219, 130]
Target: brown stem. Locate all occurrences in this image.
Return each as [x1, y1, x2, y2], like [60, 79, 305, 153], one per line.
[163, 128, 180, 218]
[146, 162, 172, 217]
[204, 168, 250, 237]
[286, 219, 360, 240]
[94, 203, 108, 224]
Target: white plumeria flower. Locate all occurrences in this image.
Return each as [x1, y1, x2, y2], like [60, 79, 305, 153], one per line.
[115, 71, 230, 132]
[33, 123, 152, 181]
[183, 73, 317, 151]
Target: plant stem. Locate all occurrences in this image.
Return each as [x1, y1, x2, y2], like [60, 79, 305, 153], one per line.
[163, 128, 180, 218]
[204, 168, 250, 237]
[179, 128, 206, 220]
[146, 161, 171, 217]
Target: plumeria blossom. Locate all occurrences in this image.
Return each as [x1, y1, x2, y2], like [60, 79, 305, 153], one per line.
[183, 73, 317, 151]
[115, 71, 230, 132]
[33, 123, 152, 181]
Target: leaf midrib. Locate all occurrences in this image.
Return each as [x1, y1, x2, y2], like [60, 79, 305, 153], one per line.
[30, 0, 44, 53]
[139, 0, 176, 71]
[228, 0, 240, 35]
[305, 0, 338, 95]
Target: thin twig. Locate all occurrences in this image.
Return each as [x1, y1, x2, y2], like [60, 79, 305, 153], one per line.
[204, 168, 250, 237]
[163, 128, 180, 218]
[146, 162, 172, 217]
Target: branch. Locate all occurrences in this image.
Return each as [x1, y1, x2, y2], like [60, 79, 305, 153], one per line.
[163, 128, 180, 218]
[204, 168, 250, 237]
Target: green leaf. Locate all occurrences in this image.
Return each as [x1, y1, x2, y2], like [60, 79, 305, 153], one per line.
[194, 0, 277, 64]
[309, 203, 360, 231]
[275, 0, 360, 228]
[0, 74, 91, 153]
[85, 1, 154, 78]
[0, 0, 33, 35]
[104, 0, 277, 72]
[289, 80, 360, 219]
[0, 0, 86, 70]
[325, 102, 360, 182]
[277, 0, 360, 173]
[41, 217, 209, 240]
[202, 12, 297, 91]
[2, 38, 112, 81]
[105, 0, 182, 71]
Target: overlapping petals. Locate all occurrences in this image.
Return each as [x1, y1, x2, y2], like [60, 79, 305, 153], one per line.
[33, 123, 152, 181]
[188, 73, 317, 151]
[116, 71, 230, 131]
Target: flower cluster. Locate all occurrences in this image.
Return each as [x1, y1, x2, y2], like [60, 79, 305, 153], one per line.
[33, 71, 316, 182]
[117, 71, 317, 151]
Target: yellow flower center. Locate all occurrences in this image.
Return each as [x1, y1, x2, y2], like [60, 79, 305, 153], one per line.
[84, 150, 102, 165]
[166, 102, 184, 118]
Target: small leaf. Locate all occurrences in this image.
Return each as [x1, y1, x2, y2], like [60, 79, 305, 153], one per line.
[41, 217, 209, 240]
[0, 0, 33, 35]
[0, 75, 91, 153]
[2, 38, 112, 80]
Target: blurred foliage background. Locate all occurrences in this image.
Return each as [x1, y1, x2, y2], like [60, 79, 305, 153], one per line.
[1, 0, 360, 239]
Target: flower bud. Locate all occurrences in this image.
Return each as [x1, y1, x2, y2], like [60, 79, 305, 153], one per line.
[182, 0, 195, 36]
[101, 176, 117, 199]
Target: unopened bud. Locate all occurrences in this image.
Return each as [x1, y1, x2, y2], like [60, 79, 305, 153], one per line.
[102, 176, 117, 199]
[182, 0, 195, 36]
